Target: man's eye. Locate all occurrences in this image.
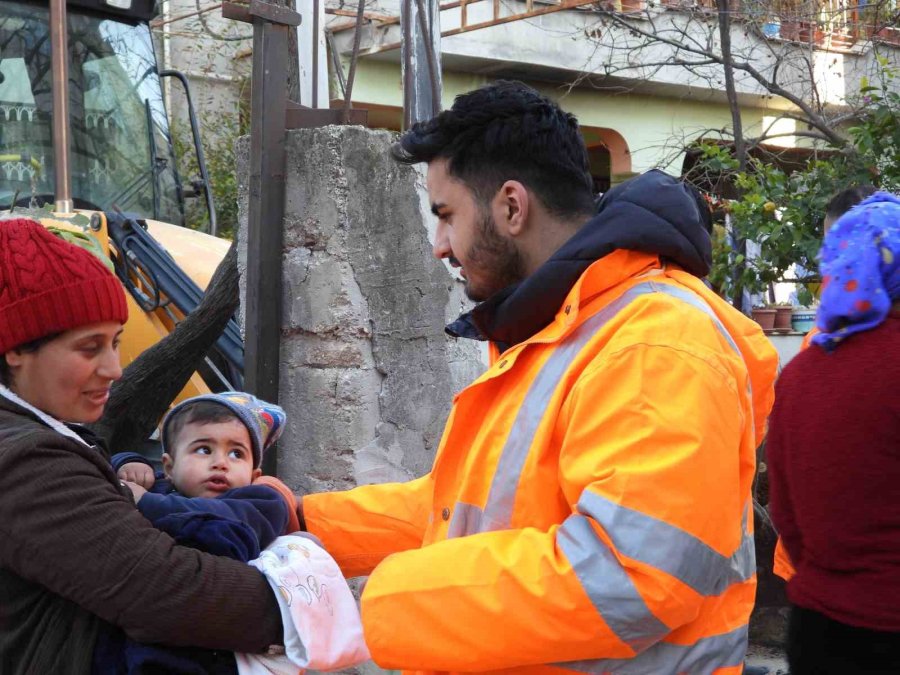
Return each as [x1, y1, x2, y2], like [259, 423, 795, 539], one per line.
[229, 449, 245, 460]
[194, 446, 211, 455]
[79, 343, 100, 354]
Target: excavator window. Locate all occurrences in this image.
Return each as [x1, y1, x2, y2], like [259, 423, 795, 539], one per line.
[0, 1, 184, 224]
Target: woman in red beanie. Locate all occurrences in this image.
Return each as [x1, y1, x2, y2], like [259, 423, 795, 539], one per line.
[0, 218, 282, 674]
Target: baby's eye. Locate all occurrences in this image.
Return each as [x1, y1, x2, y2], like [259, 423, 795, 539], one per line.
[193, 446, 211, 455]
[228, 449, 245, 460]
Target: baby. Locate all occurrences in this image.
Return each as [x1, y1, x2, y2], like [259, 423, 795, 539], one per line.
[104, 392, 294, 673]
[114, 391, 298, 554]
[107, 392, 368, 674]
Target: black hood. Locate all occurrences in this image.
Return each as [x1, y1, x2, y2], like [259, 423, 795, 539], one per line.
[446, 169, 712, 347]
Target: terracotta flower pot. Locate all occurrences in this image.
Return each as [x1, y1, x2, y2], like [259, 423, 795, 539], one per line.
[774, 306, 793, 331]
[752, 308, 776, 331]
[780, 20, 801, 40]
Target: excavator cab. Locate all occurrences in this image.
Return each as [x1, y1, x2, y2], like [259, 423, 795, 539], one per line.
[0, 0, 241, 406]
[0, 0, 185, 222]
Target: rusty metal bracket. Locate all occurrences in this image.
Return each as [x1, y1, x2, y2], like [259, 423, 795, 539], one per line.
[285, 102, 368, 128]
[223, 0, 301, 26]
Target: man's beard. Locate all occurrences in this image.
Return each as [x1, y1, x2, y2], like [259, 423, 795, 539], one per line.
[463, 210, 526, 302]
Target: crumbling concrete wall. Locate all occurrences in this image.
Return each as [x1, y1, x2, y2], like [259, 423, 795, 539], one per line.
[237, 125, 484, 497]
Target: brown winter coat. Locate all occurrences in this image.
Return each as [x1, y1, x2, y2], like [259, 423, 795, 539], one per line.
[0, 396, 282, 675]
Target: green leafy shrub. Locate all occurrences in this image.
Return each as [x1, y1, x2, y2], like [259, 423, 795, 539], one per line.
[172, 104, 248, 241]
[696, 62, 900, 307]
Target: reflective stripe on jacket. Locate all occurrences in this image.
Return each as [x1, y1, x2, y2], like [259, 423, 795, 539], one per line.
[304, 250, 778, 674]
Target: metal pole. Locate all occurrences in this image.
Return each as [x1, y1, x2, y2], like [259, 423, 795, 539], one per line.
[401, 0, 442, 128]
[296, 0, 327, 108]
[160, 70, 219, 235]
[50, 0, 73, 213]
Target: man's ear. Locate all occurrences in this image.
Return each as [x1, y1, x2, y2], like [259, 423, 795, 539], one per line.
[161, 452, 175, 478]
[494, 180, 530, 237]
[252, 467, 262, 481]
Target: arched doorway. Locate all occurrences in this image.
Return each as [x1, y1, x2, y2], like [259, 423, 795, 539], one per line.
[581, 126, 632, 194]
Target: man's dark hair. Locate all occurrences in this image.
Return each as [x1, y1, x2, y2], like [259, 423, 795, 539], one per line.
[163, 400, 241, 457]
[392, 80, 595, 220]
[0, 333, 62, 386]
[825, 185, 877, 222]
[685, 183, 713, 235]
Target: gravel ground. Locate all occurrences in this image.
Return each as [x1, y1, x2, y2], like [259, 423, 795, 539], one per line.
[745, 644, 790, 674]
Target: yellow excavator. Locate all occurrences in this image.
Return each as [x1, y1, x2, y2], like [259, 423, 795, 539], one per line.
[0, 0, 239, 405]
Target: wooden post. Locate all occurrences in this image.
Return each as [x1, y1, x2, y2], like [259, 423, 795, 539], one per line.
[224, 0, 301, 475]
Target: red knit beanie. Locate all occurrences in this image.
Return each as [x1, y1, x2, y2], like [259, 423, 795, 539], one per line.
[0, 218, 129, 354]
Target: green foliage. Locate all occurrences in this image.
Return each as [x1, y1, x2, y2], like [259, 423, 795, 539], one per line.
[47, 226, 115, 271]
[697, 63, 900, 306]
[172, 105, 249, 241]
[11, 204, 91, 230]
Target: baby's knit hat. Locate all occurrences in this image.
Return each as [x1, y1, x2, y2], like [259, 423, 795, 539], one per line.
[162, 391, 286, 468]
[0, 217, 128, 353]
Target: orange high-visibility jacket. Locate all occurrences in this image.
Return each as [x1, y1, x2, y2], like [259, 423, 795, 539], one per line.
[773, 538, 796, 581]
[304, 250, 778, 674]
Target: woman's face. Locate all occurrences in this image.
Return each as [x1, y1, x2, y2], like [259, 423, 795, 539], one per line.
[5, 322, 124, 423]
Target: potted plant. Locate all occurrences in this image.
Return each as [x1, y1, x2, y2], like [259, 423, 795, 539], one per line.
[791, 306, 817, 334]
[771, 302, 794, 332]
[762, 19, 782, 39]
[773, 0, 802, 40]
[751, 305, 777, 331]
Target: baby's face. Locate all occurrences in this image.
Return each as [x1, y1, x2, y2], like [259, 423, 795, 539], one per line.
[162, 419, 260, 497]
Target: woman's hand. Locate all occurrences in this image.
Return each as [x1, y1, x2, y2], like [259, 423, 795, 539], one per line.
[118, 462, 155, 488]
[122, 480, 148, 504]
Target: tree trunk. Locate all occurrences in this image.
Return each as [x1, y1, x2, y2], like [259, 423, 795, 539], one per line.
[716, 0, 748, 312]
[89, 241, 239, 452]
[717, 0, 745, 171]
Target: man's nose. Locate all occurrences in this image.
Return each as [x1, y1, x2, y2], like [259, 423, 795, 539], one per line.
[432, 221, 451, 260]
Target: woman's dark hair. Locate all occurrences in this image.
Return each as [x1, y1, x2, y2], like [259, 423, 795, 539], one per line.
[0, 333, 62, 386]
[392, 80, 595, 220]
[825, 185, 878, 223]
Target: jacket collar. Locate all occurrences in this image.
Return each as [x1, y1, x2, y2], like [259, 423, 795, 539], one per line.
[446, 170, 712, 348]
[0, 386, 100, 450]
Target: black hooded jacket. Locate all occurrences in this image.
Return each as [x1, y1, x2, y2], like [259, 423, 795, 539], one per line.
[446, 170, 712, 349]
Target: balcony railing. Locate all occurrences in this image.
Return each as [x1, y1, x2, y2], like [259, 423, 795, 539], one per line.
[654, 0, 900, 47]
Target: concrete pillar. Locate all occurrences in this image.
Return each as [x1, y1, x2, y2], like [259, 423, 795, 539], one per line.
[237, 125, 484, 498]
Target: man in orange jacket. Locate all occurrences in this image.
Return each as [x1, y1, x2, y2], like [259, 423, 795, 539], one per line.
[297, 81, 778, 674]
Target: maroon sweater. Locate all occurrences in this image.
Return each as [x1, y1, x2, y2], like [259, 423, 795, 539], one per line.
[767, 313, 900, 631]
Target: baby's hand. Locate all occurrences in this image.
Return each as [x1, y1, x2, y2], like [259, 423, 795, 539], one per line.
[122, 480, 148, 504]
[118, 462, 155, 488]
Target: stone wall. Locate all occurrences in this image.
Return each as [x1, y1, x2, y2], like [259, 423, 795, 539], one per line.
[237, 125, 484, 497]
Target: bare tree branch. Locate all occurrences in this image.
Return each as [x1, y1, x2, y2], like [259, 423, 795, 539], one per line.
[589, 6, 853, 147]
